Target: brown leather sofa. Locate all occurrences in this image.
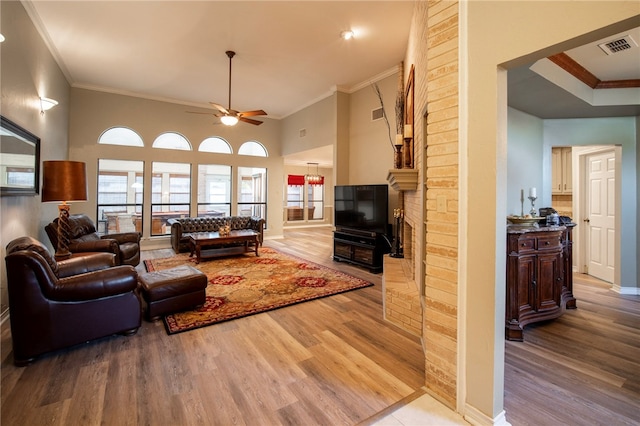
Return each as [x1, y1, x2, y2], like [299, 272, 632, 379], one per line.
[45, 214, 141, 266]
[5, 236, 142, 366]
[168, 216, 265, 253]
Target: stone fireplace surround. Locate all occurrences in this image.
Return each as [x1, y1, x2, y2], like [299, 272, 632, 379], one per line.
[383, 170, 421, 337]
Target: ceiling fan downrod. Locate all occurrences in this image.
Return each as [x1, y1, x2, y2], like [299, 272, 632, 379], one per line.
[226, 50, 235, 111]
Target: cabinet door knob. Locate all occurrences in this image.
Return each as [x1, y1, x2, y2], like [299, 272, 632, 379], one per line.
[584, 218, 590, 223]
[545, 241, 550, 245]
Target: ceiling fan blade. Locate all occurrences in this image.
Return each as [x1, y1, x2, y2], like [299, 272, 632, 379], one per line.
[186, 111, 216, 115]
[239, 116, 263, 126]
[209, 102, 229, 114]
[239, 109, 267, 117]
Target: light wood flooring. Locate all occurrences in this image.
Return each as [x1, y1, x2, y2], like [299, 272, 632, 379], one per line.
[504, 272, 640, 426]
[1, 227, 425, 425]
[2, 227, 639, 425]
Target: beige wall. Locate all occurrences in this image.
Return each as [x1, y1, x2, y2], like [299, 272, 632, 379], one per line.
[348, 73, 399, 184]
[68, 88, 286, 244]
[462, 1, 639, 423]
[0, 1, 70, 314]
[281, 94, 335, 157]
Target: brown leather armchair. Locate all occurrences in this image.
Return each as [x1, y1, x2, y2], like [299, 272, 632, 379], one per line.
[45, 214, 141, 266]
[5, 236, 142, 366]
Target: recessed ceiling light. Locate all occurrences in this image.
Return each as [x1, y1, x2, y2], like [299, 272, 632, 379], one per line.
[341, 30, 354, 41]
[0, 34, 5, 43]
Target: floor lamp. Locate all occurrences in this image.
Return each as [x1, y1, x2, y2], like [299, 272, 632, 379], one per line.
[41, 161, 88, 260]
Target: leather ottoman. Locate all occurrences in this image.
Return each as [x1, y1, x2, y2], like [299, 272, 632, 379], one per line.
[139, 265, 207, 321]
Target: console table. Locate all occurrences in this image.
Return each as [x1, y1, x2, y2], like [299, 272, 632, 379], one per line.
[505, 224, 576, 341]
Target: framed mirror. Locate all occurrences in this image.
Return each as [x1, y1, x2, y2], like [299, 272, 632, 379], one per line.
[0, 116, 41, 196]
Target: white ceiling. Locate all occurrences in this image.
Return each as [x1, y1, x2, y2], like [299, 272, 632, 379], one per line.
[21, 2, 640, 168]
[25, 1, 414, 119]
[567, 27, 640, 80]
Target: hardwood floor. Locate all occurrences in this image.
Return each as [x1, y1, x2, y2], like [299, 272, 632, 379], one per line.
[2, 227, 638, 425]
[1, 227, 425, 426]
[504, 273, 640, 426]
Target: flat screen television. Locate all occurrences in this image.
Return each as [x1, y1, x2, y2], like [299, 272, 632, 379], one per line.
[334, 184, 389, 234]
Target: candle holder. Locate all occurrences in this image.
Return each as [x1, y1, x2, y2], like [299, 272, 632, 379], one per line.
[528, 195, 537, 216]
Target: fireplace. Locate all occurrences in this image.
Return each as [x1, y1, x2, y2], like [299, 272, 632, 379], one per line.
[382, 181, 421, 336]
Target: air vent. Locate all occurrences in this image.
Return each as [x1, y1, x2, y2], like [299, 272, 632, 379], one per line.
[371, 107, 384, 121]
[598, 35, 638, 55]
[299, 128, 306, 138]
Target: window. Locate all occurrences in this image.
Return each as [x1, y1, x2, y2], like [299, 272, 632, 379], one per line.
[199, 137, 232, 154]
[197, 164, 231, 217]
[98, 127, 144, 147]
[285, 174, 323, 222]
[151, 162, 191, 235]
[152, 132, 191, 150]
[6, 167, 35, 187]
[286, 175, 304, 222]
[238, 141, 267, 157]
[97, 159, 144, 234]
[238, 167, 267, 223]
[307, 181, 324, 220]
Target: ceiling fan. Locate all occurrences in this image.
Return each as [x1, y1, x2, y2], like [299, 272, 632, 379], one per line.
[189, 51, 267, 126]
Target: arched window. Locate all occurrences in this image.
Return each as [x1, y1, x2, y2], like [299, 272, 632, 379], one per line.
[152, 132, 192, 150]
[238, 141, 267, 157]
[199, 137, 232, 154]
[98, 127, 144, 147]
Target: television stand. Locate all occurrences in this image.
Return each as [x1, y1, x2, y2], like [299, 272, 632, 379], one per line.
[333, 227, 388, 273]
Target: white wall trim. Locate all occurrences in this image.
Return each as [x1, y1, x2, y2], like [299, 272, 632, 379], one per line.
[464, 404, 512, 426]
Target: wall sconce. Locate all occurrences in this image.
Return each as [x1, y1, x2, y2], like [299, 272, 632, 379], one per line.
[41, 161, 88, 259]
[40, 97, 59, 115]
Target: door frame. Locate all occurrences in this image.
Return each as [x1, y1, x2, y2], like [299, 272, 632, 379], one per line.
[573, 145, 622, 290]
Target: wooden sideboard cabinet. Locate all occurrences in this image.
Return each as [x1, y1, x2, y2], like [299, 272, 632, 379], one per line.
[505, 225, 576, 341]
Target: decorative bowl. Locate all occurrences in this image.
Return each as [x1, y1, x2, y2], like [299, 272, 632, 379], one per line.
[507, 216, 543, 225]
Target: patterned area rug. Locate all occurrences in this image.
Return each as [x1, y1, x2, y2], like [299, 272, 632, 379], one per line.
[144, 247, 373, 334]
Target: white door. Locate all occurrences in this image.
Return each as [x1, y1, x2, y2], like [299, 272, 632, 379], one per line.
[585, 150, 615, 283]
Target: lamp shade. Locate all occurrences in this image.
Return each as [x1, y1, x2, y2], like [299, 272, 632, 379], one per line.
[41, 161, 88, 202]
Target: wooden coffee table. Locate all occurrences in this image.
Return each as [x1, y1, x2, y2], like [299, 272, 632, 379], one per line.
[187, 229, 259, 264]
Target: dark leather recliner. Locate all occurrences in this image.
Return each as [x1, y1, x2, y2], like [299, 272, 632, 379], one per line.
[5, 236, 142, 366]
[45, 214, 141, 266]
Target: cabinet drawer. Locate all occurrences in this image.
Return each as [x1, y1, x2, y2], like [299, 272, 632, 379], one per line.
[353, 247, 374, 264]
[334, 243, 352, 258]
[536, 235, 561, 250]
[511, 237, 535, 253]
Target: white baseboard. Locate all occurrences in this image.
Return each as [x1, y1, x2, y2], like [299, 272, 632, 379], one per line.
[464, 404, 512, 426]
[612, 284, 640, 295]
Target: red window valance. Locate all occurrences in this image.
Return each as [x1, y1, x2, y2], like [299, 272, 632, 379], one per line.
[287, 174, 305, 186]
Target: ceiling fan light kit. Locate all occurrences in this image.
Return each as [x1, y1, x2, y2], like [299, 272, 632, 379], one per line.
[220, 115, 239, 126]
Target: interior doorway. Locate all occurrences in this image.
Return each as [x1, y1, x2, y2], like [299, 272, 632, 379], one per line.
[574, 146, 620, 287]
[584, 149, 616, 283]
